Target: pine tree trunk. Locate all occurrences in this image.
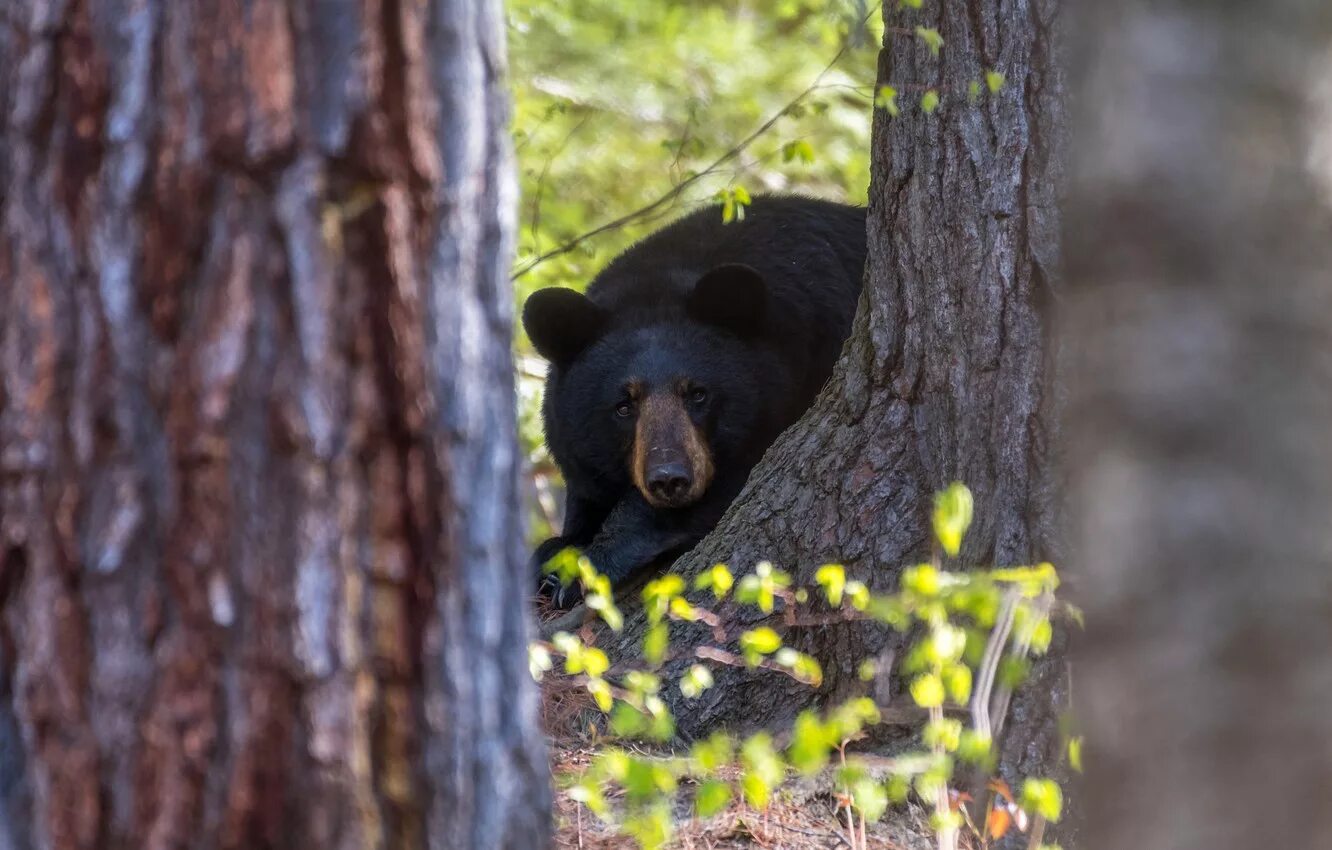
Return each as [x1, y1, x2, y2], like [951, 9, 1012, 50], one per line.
[0, 2, 549, 849]
[1066, 1, 1332, 846]
[603, 0, 1070, 781]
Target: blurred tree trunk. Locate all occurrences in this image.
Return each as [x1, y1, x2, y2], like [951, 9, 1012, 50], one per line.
[1066, 1, 1332, 847]
[605, 0, 1069, 781]
[0, 1, 549, 849]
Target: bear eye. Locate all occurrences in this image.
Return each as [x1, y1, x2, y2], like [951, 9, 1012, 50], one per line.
[688, 387, 708, 405]
[615, 400, 635, 418]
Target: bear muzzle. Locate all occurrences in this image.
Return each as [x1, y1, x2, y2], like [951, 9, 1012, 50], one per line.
[632, 395, 714, 509]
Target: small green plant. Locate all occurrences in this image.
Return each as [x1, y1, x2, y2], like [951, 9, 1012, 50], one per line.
[532, 482, 1076, 850]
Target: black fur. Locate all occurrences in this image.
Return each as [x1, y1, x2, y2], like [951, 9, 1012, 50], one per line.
[525, 195, 867, 607]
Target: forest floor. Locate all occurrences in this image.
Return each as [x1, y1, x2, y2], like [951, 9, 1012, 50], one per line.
[540, 680, 947, 850]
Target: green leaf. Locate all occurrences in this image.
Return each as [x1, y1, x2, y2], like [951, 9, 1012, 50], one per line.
[643, 575, 685, 623]
[1068, 736, 1084, 773]
[528, 643, 552, 681]
[610, 702, 649, 737]
[923, 717, 963, 752]
[848, 771, 889, 821]
[986, 69, 1006, 93]
[932, 482, 973, 555]
[587, 678, 613, 712]
[915, 26, 944, 57]
[694, 780, 732, 818]
[691, 732, 733, 772]
[582, 647, 610, 678]
[874, 85, 900, 117]
[920, 89, 940, 114]
[739, 627, 782, 664]
[968, 80, 982, 103]
[775, 649, 823, 687]
[902, 564, 941, 597]
[815, 563, 846, 606]
[623, 670, 661, 698]
[781, 140, 815, 164]
[622, 805, 672, 850]
[585, 592, 623, 631]
[668, 596, 700, 621]
[694, 563, 734, 599]
[1020, 778, 1063, 823]
[900, 0, 923, 7]
[1030, 617, 1053, 655]
[741, 770, 771, 810]
[858, 659, 877, 681]
[680, 664, 714, 699]
[740, 733, 783, 810]
[886, 774, 911, 803]
[644, 622, 669, 665]
[910, 673, 945, 709]
[957, 730, 993, 765]
[733, 185, 752, 205]
[943, 663, 973, 704]
[845, 580, 870, 610]
[787, 711, 832, 774]
[926, 624, 968, 665]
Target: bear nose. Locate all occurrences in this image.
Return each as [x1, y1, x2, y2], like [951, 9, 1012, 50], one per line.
[646, 462, 692, 503]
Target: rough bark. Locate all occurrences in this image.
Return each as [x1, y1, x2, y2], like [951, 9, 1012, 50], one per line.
[603, 0, 1069, 780]
[1066, 2, 1332, 847]
[0, 1, 548, 849]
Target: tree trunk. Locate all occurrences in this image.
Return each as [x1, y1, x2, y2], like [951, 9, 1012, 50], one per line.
[1066, 2, 1332, 847]
[607, 0, 1069, 774]
[0, 2, 548, 849]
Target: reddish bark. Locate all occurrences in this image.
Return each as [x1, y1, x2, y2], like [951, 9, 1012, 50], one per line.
[0, 1, 548, 848]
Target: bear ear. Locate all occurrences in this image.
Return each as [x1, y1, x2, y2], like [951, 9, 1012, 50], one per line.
[523, 288, 608, 365]
[687, 263, 767, 336]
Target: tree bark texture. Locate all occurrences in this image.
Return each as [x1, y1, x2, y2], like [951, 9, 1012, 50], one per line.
[1066, 2, 1332, 848]
[608, 0, 1069, 778]
[0, 2, 548, 849]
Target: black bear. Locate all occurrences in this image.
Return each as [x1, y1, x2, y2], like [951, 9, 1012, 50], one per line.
[523, 195, 866, 608]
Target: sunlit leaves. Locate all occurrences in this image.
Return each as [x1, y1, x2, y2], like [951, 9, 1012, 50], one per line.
[540, 484, 1075, 850]
[679, 664, 714, 699]
[735, 561, 790, 613]
[1020, 778, 1063, 823]
[528, 643, 552, 680]
[740, 733, 783, 809]
[920, 89, 940, 114]
[986, 69, 1006, 93]
[910, 672, 945, 708]
[932, 482, 974, 556]
[644, 622, 669, 665]
[739, 627, 782, 665]
[694, 780, 731, 817]
[943, 662, 973, 704]
[815, 563, 846, 606]
[715, 185, 752, 223]
[694, 563, 734, 599]
[1068, 736, 1084, 773]
[915, 26, 944, 57]
[781, 139, 816, 164]
[775, 647, 823, 686]
[875, 85, 900, 116]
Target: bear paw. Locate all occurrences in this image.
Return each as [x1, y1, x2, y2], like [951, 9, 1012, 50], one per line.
[536, 571, 585, 610]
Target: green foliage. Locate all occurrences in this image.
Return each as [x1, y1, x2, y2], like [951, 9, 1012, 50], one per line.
[932, 481, 974, 558]
[535, 484, 1077, 849]
[875, 84, 900, 116]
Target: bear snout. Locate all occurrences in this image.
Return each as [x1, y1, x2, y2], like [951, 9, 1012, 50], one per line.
[645, 459, 693, 506]
[632, 394, 715, 508]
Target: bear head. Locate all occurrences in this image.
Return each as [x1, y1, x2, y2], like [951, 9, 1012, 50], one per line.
[523, 264, 786, 510]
